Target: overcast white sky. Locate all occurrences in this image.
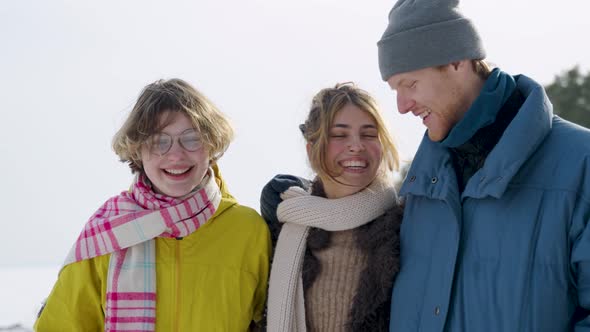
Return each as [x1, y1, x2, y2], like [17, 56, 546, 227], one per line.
[1, 0, 589, 267]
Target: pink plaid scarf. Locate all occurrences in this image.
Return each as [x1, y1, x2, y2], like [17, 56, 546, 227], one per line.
[63, 169, 221, 332]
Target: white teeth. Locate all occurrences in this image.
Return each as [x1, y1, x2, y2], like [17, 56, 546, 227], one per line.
[419, 110, 431, 119]
[165, 168, 190, 175]
[342, 160, 366, 168]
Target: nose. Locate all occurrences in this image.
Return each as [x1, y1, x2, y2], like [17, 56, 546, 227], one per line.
[166, 139, 185, 158]
[396, 91, 415, 115]
[348, 136, 365, 152]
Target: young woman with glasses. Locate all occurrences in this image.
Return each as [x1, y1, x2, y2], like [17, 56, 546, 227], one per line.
[35, 78, 271, 331]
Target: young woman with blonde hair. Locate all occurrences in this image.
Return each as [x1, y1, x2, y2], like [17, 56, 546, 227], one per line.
[261, 83, 403, 331]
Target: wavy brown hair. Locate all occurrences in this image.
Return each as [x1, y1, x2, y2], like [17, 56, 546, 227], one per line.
[112, 78, 234, 173]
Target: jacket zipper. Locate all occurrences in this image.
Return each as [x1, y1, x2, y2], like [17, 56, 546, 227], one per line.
[173, 239, 182, 332]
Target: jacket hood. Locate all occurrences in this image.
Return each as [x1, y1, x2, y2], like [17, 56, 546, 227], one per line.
[211, 163, 238, 217]
[400, 75, 553, 201]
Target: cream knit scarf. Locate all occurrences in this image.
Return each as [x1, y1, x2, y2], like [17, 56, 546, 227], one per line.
[266, 179, 397, 331]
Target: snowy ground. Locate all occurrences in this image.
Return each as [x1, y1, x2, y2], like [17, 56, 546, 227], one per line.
[0, 266, 59, 331]
[0, 324, 32, 332]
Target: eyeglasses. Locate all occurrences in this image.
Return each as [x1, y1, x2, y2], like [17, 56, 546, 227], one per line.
[146, 128, 203, 156]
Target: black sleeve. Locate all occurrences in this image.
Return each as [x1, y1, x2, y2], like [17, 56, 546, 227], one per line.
[259, 174, 311, 246]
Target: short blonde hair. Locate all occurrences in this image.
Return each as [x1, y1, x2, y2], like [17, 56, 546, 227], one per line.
[112, 78, 234, 173]
[435, 59, 493, 79]
[300, 82, 400, 182]
[472, 59, 493, 79]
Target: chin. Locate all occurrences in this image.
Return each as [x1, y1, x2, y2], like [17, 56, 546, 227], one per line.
[427, 131, 444, 142]
[164, 187, 194, 198]
[344, 180, 372, 191]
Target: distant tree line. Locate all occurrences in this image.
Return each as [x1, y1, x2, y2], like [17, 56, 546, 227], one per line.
[545, 65, 590, 129]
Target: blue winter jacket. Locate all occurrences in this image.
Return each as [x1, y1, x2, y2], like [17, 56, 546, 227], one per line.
[390, 75, 590, 331]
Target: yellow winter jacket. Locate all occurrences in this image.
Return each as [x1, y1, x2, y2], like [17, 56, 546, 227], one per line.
[35, 168, 271, 332]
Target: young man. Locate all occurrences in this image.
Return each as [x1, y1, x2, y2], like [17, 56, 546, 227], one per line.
[377, 0, 590, 331]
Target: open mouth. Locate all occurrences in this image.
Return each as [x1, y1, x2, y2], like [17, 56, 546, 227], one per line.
[340, 160, 367, 170]
[163, 167, 192, 176]
[418, 109, 431, 120]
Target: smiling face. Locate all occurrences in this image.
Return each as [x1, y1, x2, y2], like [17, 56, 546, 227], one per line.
[387, 62, 478, 142]
[140, 111, 210, 198]
[317, 104, 383, 198]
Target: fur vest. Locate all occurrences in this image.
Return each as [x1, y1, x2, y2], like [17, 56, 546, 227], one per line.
[266, 181, 403, 331]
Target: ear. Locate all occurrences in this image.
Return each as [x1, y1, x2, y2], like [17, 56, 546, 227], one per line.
[306, 142, 313, 160]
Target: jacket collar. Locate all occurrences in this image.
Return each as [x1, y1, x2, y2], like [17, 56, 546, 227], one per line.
[400, 75, 553, 201]
[210, 164, 237, 218]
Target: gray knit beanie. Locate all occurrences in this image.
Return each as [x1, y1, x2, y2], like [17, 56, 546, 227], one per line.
[377, 0, 486, 81]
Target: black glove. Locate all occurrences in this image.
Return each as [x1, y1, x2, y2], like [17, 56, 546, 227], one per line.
[260, 174, 311, 243]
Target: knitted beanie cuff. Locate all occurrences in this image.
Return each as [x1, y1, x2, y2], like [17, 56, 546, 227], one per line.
[378, 17, 486, 81]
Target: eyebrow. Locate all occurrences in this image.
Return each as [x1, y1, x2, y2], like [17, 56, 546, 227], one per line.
[332, 124, 377, 129]
[158, 128, 199, 136]
[390, 77, 409, 90]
